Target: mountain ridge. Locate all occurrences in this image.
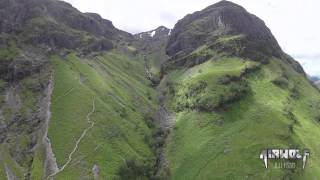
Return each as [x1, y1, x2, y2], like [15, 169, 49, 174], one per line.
[161, 0, 305, 78]
[166, 0, 281, 58]
[134, 26, 171, 40]
[0, 0, 133, 53]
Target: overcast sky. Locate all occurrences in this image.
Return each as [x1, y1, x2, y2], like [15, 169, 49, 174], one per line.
[63, 0, 319, 77]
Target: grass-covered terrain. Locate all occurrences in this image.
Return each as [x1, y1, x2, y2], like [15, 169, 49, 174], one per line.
[1, 25, 320, 180]
[2, 1, 320, 179]
[32, 52, 158, 179]
[161, 54, 320, 179]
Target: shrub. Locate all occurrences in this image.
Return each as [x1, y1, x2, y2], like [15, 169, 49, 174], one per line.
[175, 77, 249, 112]
[0, 80, 7, 92]
[289, 86, 299, 99]
[143, 111, 155, 129]
[144, 134, 153, 148]
[118, 107, 127, 118]
[288, 124, 294, 133]
[166, 81, 176, 95]
[272, 76, 289, 88]
[146, 91, 152, 100]
[197, 95, 220, 111]
[117, 159, 154, 180]
[219, 75, 240, 85]
[240, 63, 261, 76]
[174, 80, 208, 111]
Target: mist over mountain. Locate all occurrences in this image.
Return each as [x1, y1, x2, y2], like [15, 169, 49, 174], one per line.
[1, 0, 320, 179]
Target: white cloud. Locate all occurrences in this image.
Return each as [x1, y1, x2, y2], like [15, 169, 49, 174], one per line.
[62, 0, 320, 76]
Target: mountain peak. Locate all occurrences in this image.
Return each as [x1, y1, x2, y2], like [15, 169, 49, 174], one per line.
[0, 0, 132, 52]
[166, 0, 282, 62]
[206, 0, 244, 9]
[155, 26, 170, 31]
[135, 26, 171, 40]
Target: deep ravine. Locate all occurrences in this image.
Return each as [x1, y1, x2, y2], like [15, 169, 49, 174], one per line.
[154, 77, 174, 177]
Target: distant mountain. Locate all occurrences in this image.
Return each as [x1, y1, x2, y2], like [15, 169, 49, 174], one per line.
[1, 0, 320, 179]
[310, 76, 320, 82]
[133, 26, 171, 84]
[314, 80, 320, 88]
[134, 26, 171, 40]
[309, 76, 320, 88]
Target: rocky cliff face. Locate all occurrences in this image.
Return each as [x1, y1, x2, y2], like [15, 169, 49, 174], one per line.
[0, 47, 52, 179]
[133, 26, 171, 84]
[135, 26, 171, 40]
[163, 0, 303, 74]
[0, 0, 132, 52]
[166, 1, 281, 59]
[134, 26, 170, 59]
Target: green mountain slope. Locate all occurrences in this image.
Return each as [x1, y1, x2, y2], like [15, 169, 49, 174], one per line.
[158, 1, 320, 179]
[1, 0, 320, 179]
[161, 55, 320, 179]
[153, 1, 320, 179]
[41, 52, 157, 179]
[0, 0, 159, 178]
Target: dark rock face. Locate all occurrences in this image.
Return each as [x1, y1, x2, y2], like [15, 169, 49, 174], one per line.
[166, 0, 282, 61]
[133, 26, 170, 77]
[6, 51, 47, 82]
[134, 26, 171, 41]
[0, 1, 133, 178]
[0, 0, 132, 51]
[132, 26, 170, 85]
[0, 46, 52, 179]
[133, 26, 170, 55]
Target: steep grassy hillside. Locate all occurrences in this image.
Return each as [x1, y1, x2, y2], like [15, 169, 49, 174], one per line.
[30, 52, 158, 179]
[0, 0, 135, 177]
[157, 2, 320, 178]
[2, 0, 320, 179]
[160, 52, 320, 179]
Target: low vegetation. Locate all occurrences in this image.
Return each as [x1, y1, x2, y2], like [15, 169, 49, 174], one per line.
[163, 57, 320, 179]
[117, 159, 155, 180]
[41, 52, 159, 179]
